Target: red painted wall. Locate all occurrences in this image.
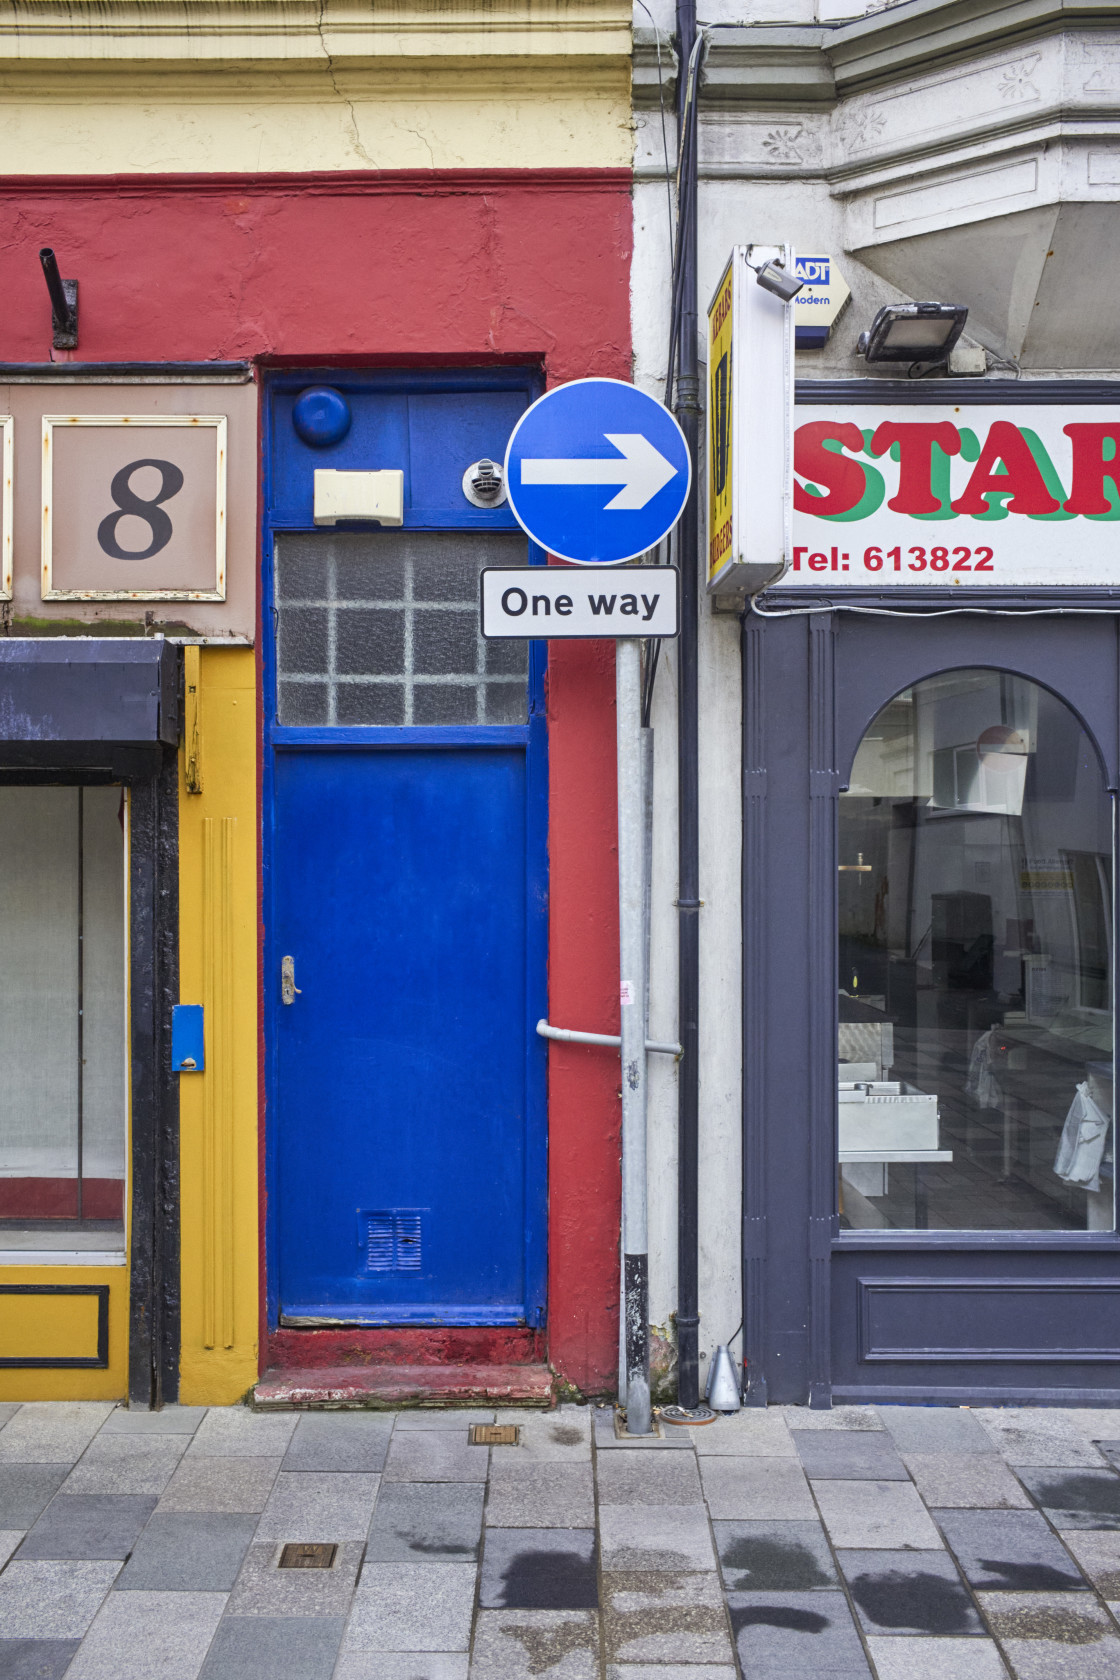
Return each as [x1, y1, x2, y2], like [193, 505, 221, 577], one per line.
[0, 169, 629, 1395]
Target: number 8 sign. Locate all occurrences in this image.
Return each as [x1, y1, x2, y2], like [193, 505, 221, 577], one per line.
[43, 414, 226, 601]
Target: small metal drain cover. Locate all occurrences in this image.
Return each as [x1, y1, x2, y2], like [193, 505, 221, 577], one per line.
[279, 1542, 338, 1570]
[469, 1423, 520, 1445]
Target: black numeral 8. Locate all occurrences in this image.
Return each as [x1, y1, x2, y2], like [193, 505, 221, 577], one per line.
[97, 458, 184, 560]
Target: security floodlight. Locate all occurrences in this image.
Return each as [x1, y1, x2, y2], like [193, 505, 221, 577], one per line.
[857, 302, 968, 364]
[750, 257, 804, 303]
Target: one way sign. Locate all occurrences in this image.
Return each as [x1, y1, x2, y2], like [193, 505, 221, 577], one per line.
[481, 567, 679, 639]
[504, 378, 691, 564]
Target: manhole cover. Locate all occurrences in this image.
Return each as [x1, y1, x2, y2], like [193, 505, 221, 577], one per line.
[279, 1542, 338, 1570]
[469, 1424, 520, 1445]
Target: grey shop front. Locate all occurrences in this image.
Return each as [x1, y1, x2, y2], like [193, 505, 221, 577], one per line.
[741, 381, 1120, 1407]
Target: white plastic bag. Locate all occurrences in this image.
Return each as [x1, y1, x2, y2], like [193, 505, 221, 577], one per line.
[1053, 1082, 1111, 1193]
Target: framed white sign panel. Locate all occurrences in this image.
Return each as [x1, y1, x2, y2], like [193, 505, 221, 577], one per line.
[0, 417, 11, 600]
[788, 401, 1120, 589]
[42, 414, 227, 601]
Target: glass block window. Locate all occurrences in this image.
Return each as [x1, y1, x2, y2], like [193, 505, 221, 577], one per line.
[274, 531, 529, 727]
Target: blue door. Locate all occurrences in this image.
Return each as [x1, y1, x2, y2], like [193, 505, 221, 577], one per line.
[264, 373, 546, 1327]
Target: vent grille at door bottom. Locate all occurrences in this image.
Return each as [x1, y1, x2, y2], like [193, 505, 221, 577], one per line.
[361, 1210, 423, 1273]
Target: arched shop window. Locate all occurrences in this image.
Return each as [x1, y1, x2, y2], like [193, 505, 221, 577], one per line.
[838, 669, 1114, 1233]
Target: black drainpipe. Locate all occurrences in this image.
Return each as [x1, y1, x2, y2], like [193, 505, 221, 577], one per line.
[674, 0, 702, 1412]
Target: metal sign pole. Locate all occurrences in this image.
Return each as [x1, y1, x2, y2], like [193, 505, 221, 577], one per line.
[616, 634, 651, 1434]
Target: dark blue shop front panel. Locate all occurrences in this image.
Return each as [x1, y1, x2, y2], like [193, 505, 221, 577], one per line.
[273, 747, 531, 1321]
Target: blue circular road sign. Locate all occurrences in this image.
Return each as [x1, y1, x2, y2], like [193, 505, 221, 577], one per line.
[504, 378, 691, 565]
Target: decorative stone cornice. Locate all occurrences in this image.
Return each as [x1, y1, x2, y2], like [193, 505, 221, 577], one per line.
[0, 0, 632, 69]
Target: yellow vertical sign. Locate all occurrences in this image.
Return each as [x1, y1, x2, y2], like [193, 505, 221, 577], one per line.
[708, 259, 734, 583]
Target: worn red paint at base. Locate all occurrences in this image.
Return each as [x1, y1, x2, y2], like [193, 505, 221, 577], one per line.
[255, 1362, 555, 1409]
[0, 169, 631, 1399]
[268, 1326, 544, 1370]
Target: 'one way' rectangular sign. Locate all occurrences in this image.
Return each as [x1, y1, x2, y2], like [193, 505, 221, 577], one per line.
[481, 566, 679, 639]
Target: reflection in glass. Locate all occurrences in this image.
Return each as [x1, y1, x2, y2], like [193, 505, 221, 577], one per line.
[838, 670, 1114, 1232]
[0, 788, 127, 1251]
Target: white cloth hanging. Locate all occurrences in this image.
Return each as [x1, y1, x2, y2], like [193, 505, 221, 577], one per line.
[966, 1030, 1002, 1110]
[1054, 1082, 1111, 1193]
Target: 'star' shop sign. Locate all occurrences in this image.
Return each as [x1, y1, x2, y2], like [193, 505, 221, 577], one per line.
[787, 403, 1120, 588]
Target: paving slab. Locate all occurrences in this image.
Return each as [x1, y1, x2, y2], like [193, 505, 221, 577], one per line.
[726, 1588, 872, 1677]
[0, 1561, 119, 1639]
[64, 1590, 226, 1680]
[254, 1471, 378, 1543]
[837, 1548, 984, 1637]
[0, 1409, 19, 1436]
[157, 1456, 281, 1514]
[61, 1436, 187, 1497]
[865, 1637, 1009, 1680]
[383, 1434, 489, 1484]
[601, 1569, 733, 1666]
[903, 1454, 1032, 1510]
[976, 1591, 1120, 1680]
[0, 1466, 68, 1530]
[366, 1480, 485, 1561]
[591, 1411, 692, 1451]
[712, 1519, 837, 1591]
[392, 1412, 495, 1430]
[1057, 1531, 1120, 1596]
[469, 1609, 599, 1678]
[489, 1412, 590, 1463]
[877, 1409, 997, 1457]
[778, 1406, 884, 1431]
[973, 1412, 1105, 1469]
[597, 1505, 715, 1572]
[693, 1411, 796, 1458]
[0, 1406, 115, 1467]
[595, 1451, 702, 1506]
[281, 1415, 392, 1475]
[0, 1639, 81, 1680]
[605, 1669, 736, 1680]
[480, 1528, 597, 1609]
[115, 1513, 258, 1591]
[16, 1495, 156, 1560]
[346, 1560, 477, 1652]
[0, 1535, 19, 1572]
[1015, 1468, 1120, 1530]
[187, 1412, 297, 1459]
[98, 1409, 207, 1437]
[336, 1659, 468, 1680]
[1093, 1440, 1120, 1472]
[792, 1430, 908, 1481]
[225, 1540, 362, 1615]
[933, 1509, 1086, 1591]
[811, 1480, 943, 1550]
[698, 1455, 815, 1521]
[197, 1614, 344, 1680]
[485, 1462, 594, 1527]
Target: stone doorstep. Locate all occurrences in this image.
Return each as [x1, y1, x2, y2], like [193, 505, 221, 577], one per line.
[253, 1363, 555, 1410]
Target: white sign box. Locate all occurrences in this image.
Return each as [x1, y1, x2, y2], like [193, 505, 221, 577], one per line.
[481, 566, 679, 638]
[788, 402, 1120, 588]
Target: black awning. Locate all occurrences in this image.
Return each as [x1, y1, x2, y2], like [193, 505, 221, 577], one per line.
[0, 639, 178, 774]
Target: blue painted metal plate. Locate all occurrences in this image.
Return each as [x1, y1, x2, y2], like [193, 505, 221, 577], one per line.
[504, 377, 691, 564]
[171, 1004, 205, 1073]
[272, 749, 534, 1322]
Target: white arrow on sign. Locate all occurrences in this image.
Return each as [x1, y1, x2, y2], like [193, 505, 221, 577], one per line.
[519, 432, 678, 512]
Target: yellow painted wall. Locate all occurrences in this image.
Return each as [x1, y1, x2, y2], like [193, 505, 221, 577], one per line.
[177, 646, 261, 1405]
[0, 2, 633, 173]
[0, 1268, 128, 1401]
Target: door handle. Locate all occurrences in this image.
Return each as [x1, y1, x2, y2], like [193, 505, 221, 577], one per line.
[281, 955, 302, 1005]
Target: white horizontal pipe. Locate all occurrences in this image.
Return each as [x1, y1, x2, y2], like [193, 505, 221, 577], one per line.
[535, 1018, 682, 1058]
